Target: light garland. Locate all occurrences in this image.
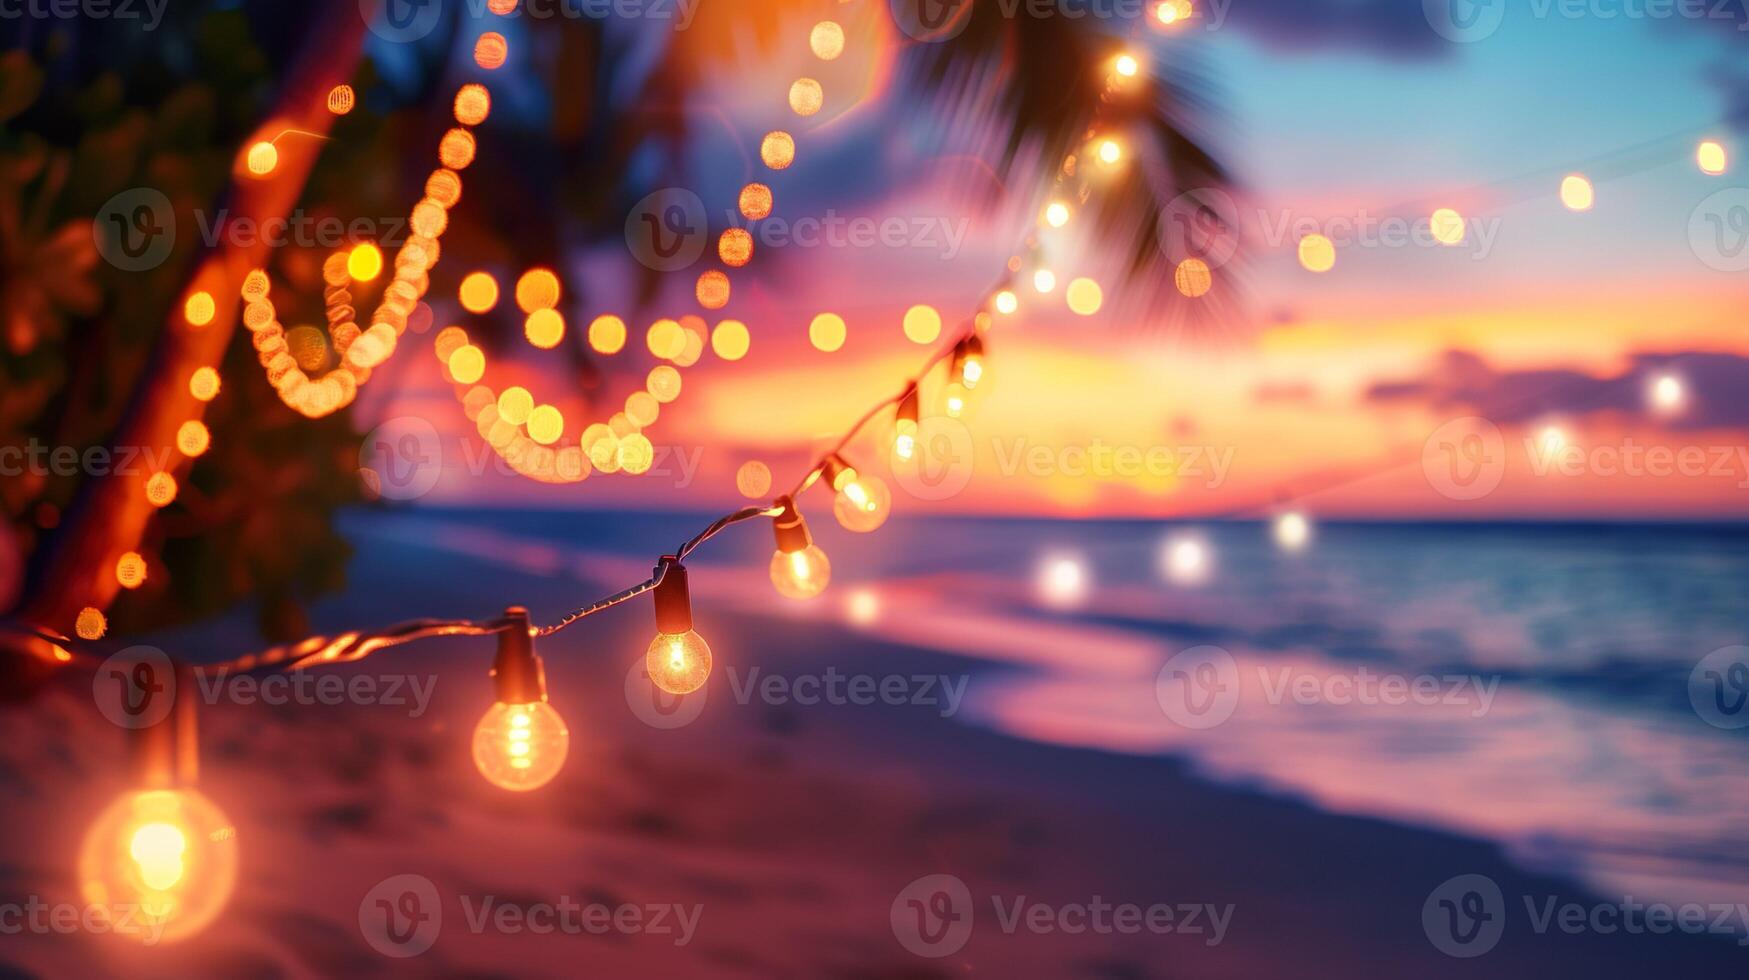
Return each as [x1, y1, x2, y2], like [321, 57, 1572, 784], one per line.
[27, 0, 1739, 947]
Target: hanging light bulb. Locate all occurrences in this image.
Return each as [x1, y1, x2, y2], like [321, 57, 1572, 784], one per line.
[769, 495, 830, 599]
[943, 382, 969, 419]
[81, 660, 238, 944]
[894, 384, 920, 462]
[954, 336, 986, 390]
[821, 455, 892, 533]
[472, 608, 569, 792]
[645, 558, 712, 695]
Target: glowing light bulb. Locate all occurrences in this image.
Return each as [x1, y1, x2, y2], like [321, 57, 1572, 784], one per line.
[1044, 201, 1071, 228]
[245, 141, 277, 176]
[771, 545, 831, 600]
[79, 788, 238, 944]
[644, 631, 711, 695]
[1538, 426, 1567, 455]
[347, 243, 383, 282]
[770, 497, 829, 599]
[1115, 54, 1139, 77]
[1559, 174, 1594, 212]
[943, 382, 968, 419]
[995, 290, 1018, 315]
[1096, 139, 1122, 167]
[472, 700, 568, 791]
[826, 460, 892, 533]
[1430, 208, 1466, 246]
[1033, 269, 1057, 294]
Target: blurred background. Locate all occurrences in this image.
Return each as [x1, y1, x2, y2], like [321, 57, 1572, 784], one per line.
[2, 0, 1748, 975]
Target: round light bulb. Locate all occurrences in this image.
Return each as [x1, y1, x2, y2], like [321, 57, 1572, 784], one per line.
[79, 788, 238, 944]
[472, 700, 569, 792]
[894, 421, 918, 461]
[833, 474, 892, 533]
[645, 630, 712, 695]
[770, 545, 831, 600]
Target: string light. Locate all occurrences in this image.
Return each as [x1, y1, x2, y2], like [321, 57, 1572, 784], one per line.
[1096, 138, 1123, 167]
[245, 141, 277, 175]
[80, 661, 238, 943]
[770, 496, 830, 599]
[472, 608, 569, 791]
[894, 384, 920, 461]
[116, 552, 148, 589]
[176, 420, 210, 457]
[646, 558, 712, 694]
[954, 336, 986, 390]
[821, 456, 892, 533]
[326, 85, 355, 115]
[183, 292, 215, 328]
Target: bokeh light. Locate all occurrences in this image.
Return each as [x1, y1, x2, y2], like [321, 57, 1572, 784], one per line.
[176, 420, 210, 457]
[524, 309, 565, 349]
[810, 20, 845, 60]
[459, 271, 499, 313]
[589, 314, 627, 354]
[789, 78, 824, 117]
[1430, 208, 1466, 246]
[183, 292, 215, 328]
[1560, 174, 1595, 212]
[515, 268, 560, 313]
[1274, 512, 1312, 552]
[1298, 234, 1336, 272]
[497, 386, 534, 425]
[1044, 201, 1070, 228]
[1036, 553, 1088, 609]
[761, 131, 796, 170]
[719, 229, 754, 267]
[189, 368, 221, 402]
[449, 344, 486, 384]
[454, 84, 491, 125]
[1698, 140, 1728, 175]
[647, 319, 686, 359]
[245, 141, 277, 175]
[903, 304, 941, 344]
[809, 313, 846, 352]
[145, 472, 178, 508]
[474, 32, 507, 70]
[739, 183, 773, 220]
[116, 552, 147, 590]
[711, 320, 750, 361]
[1161, 534, 1210, 584]
[326, 85, 355, 115]
[526, 405, 563, 445]
[1174, 258, 1212, 298]
[696, 270, 731, 310]
[347, 243, 383, 282]
[737, 460, 771, 498]
[1066, 277, 1103, 315]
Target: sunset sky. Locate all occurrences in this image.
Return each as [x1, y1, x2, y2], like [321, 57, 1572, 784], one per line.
[363, 1, 1749, 519]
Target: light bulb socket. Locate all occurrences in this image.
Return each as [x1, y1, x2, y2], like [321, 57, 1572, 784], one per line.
[897, 385, 920, 426]
[652, 557, 694, 635]
[131, 660, 199, 789]
[821, 455, 856, 492]
[491, 606, 548, 705]
[772, 495, 813, 554]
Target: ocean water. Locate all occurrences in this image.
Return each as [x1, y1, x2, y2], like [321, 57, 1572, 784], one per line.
[351, 510, 1749, 915]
